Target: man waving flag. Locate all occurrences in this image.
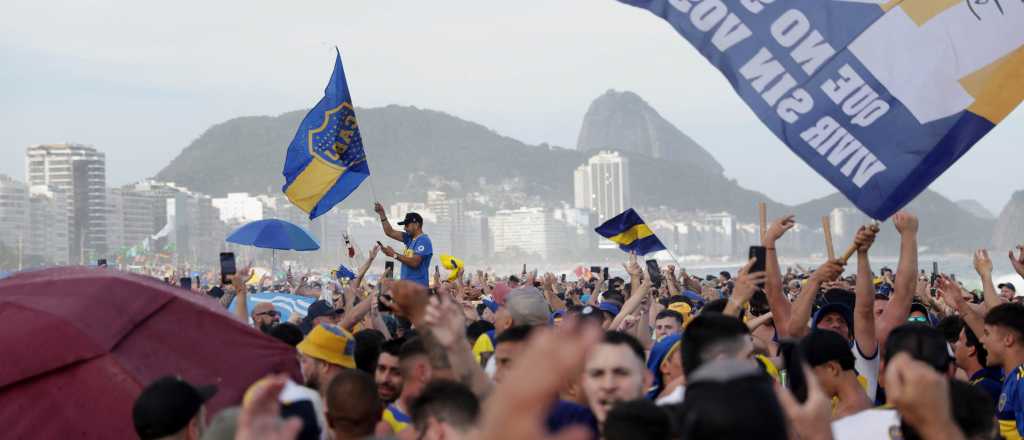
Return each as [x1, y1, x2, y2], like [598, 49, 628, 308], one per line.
[595, 208, 667, 255]
[282, 49, 370, 219]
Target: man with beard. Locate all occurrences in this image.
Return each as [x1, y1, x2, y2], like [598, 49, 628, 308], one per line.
[296, 323, 357, 394]
[381, 337, 432, 436]
[375, 338, 405, 404]
[250, 302, 281, 333]
[580, 331, 652, 430]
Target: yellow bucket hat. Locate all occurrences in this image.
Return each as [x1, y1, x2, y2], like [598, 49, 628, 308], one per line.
[296, 323, 356, 369]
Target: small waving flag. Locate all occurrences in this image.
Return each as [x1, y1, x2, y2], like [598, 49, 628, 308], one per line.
[595, 208, 666, 256]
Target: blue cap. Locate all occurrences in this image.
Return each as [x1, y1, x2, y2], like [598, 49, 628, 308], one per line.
[645, 333, 682, 399]
[598, 302, 621, 317]
[813, 303, 853, 336]
[580, 294, 591, 304]
[482, 299, 500, 313]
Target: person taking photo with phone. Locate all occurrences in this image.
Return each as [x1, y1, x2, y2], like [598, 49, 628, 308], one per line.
[374, 201, 433, 287]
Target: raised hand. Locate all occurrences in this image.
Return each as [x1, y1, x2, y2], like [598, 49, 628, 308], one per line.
[231, 262, 254, 288]
[936, 275, 966, 306]
[854, 225, 878, 253]
[624, 252, 642, 277]
[766, 215, 796, 245]
[474, 319, 602, 440]
[1010, 246, 1024, 278]
[974, 249, 993, 277]
[810, 260, 845, 284]
[884, 353, 963, 439]
[892, 211, 919, 236]
[235, 375, 303, 440]
[368, 243, 381, 259]
[422, 291, 466, 349]
[382, 246, 398, 258]
[732, 257, 767, 305]
[373, 202, 386, 219]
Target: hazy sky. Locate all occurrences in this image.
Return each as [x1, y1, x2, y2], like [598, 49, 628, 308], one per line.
[2, 1, 1021, 214]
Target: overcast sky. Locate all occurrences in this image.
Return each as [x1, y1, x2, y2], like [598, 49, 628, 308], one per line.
[2, 0, 1021, 214]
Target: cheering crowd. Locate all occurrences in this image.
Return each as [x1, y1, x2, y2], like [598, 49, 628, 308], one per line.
[128, 203, 1024, 440]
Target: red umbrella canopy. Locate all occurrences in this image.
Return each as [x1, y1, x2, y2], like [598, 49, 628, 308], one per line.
[0, 267, 301, 439]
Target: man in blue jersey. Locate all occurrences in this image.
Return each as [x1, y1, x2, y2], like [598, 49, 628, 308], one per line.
[374, 202, 433, 287]
[981, 303, 1024, 440]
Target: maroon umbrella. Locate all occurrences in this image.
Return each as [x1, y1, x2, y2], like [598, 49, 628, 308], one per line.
[0, 267, 301, 439]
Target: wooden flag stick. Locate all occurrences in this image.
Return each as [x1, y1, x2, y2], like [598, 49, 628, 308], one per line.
[822, 216, 836, 260]
[838, 222, 881, 263]
[758, 202, 767, 245]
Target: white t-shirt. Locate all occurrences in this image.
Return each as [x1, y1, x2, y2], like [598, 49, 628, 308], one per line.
[853, 340, 881, 402]
[832, 408, 899, 440]
[655, 385, 685, 406]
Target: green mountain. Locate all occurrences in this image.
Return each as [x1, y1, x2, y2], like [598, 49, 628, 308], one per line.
[156, 104, 783, 218]
[155, 93, 992, 254]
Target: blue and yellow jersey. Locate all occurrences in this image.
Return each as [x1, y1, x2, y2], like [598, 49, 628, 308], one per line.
[382, 403, 412, 434]
[998, 364, 1024, 440]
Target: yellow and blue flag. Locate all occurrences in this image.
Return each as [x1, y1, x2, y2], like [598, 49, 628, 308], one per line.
[282, 49, 369, 219]
[595, 208, 666, 256]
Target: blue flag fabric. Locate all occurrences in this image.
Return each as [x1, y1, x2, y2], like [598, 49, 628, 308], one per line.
[595, 208, 667, 255]
[229, 292, 317, 323]
[618, 0, 1024, 219]
[335, 264, 356, 280]
[282, 49, 370, 219]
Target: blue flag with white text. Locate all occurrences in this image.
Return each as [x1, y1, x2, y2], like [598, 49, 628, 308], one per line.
[618, 0, 1024, 219]
[282, 49, 370, 219]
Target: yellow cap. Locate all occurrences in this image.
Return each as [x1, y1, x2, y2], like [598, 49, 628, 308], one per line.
[440, 254, 464, 282]
[297, 324, 356, 369]
[667, 301, 692, 318]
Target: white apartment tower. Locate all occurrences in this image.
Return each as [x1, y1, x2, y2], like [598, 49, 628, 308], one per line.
[573, 151, 630, 225]
[26, 144, 107, 263]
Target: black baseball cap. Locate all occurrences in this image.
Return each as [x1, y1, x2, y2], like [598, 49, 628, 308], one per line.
[397, 212, 423, 225]
[133, 376, 218, 440]
[1000, 283, 1017, 292]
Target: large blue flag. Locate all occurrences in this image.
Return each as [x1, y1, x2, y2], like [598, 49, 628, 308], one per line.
[618, 0, 1024, 219]
[282, 50, 370, 219]
[595, 208, 667, 255]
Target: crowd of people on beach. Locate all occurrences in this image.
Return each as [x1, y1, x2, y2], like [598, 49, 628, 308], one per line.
[122, 202, 1024, 440]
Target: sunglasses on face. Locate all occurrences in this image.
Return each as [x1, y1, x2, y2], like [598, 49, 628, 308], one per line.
[907, 316, 928, 323]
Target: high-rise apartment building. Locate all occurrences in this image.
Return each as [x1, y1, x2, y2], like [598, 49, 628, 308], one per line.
[28, 185, 70, 265]
[26, 143, 107, 263]
[0, 175, 30, 263]
[573, 151, 630, 226]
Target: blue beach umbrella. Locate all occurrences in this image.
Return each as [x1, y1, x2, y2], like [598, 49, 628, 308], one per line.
[226, 219, 320, 269]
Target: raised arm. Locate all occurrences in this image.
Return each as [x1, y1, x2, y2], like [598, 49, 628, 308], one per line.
[853, 225, 879, 358]
[609, 270, 652, 330]
[422, 290, 494, 398]
[764, 215, 796, 334]
[665, 265, 681, 296]
[231, 265, 254, 324]
[975, 249, 1003, 311]
[724, 258, 766, 317]
[786, 260, 844, 338]
[373, 202, 404, 242]
[937, 276, 986, 340]
[541, 273, 567, 311]
[351, 244, 380, 291]
[877, 212, 918, 345]
[1011, 246, 1024, 279]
